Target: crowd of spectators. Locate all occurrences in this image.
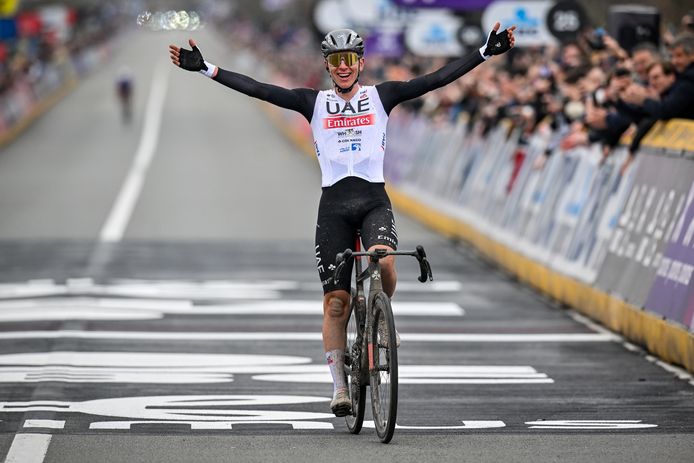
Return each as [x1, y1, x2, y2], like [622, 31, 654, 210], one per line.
[0, 5, 122, 130]
[216, 10, 694, 174]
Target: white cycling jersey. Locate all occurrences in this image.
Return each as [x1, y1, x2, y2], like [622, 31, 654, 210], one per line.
[310, 86, 388, 187]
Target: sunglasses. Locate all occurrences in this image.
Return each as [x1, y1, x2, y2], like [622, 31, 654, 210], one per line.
[326, 52, 360, 67]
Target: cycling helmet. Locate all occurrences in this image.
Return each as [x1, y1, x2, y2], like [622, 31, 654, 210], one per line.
[321, 29, 365, 57]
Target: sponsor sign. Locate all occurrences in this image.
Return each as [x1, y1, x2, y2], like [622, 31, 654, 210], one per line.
[595, 153, 694, 308]
[312, 0, 417, 33]
[405, 11, 464, 57]
[644, 182, 694, 331]
[546, 0, 587, 42]
[482, 1, 557, 46]
[365, 29, 406, 58]
[392, 0, 495, 9]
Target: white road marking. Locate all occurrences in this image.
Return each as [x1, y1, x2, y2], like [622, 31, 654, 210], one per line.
[192, 301, 463, 316]
[0, 368, 233, 384]
[23, 420, 65, 429]
[0, 352, 311, 367]
[0, 279, 292, 300]
[0, 279, 464, 299]
[0, 299, 461, 322]
[571, 311, 694, 387]
[89, 421, 334, 430]
[4, 434, 52, 463]
[363, 420, 506, 430]
[644, 355, 694, 387]
[0, 297, 190, 322]
[253, 365, 553, 385]
[0, 353, 552, 385]
[99, 62, 170, 242]
[299, 280, 463, 292]
[526, 420, 657, 430]
[0, 395, 333, 422]
[0, 331, 619, 342]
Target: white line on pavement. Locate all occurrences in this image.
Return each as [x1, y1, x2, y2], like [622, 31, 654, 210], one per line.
[99, 62, 170, 242]
[23, 420, 65, 429]
[0, 331, 619, 342]
[4, 434, 51, 463]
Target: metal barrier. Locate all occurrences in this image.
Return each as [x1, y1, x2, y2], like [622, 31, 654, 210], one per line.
[387, 112, 638, 283]
[386, 111, 694, 340]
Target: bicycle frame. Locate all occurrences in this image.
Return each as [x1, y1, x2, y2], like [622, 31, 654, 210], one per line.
[351, 240, 387, 381]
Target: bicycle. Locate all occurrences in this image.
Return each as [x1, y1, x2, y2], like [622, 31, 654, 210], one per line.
[333, 234, 433, 443]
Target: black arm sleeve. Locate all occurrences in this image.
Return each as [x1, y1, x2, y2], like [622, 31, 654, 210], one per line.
[213, 68, 318, 122]
[375, 50, 485, 115]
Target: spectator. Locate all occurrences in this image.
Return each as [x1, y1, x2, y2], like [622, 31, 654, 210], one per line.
[669, 34, 694, 75]
[622, 35, 694, 120]
[631, 42, 660, 84]
[620, 60, 680, 173]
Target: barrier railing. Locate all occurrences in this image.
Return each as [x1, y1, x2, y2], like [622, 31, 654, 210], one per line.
[383, 112, 694, 371]
[387, 111, 640, 284]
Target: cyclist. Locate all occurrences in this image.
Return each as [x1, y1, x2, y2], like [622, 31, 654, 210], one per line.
[169, 22, 515, 416]
[116, 66, 134, 124]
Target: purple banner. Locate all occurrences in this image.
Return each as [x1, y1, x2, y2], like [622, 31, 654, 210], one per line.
[645, 185, 694, 331]
[365, 30, 405, 58]
[392, 0, 494, 10]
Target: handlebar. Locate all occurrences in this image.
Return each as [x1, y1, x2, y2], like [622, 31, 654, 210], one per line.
[333, 246, 433, 286]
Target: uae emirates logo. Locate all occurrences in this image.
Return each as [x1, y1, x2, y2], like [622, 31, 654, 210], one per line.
[323, 114, 375, 129]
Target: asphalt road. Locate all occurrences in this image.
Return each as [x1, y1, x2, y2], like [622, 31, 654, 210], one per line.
[0, 28, 692, 463]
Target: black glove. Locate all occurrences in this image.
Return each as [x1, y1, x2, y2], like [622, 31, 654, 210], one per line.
[178, 45, 208, 72]
[482, 28, 512, 57]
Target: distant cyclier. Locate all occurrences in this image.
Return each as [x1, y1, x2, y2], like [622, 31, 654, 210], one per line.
[136, 10, 202, 32]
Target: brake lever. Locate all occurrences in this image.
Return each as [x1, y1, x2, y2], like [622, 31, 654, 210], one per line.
[333, 249, 352, 286]
[415, 245, 433, 282]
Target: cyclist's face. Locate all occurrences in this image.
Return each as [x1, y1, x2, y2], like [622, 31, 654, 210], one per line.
[326, 52, 363, 87]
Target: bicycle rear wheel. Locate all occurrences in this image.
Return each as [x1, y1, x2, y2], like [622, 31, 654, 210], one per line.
[369, 292, 398, 443]
[345, 296, 366, 433]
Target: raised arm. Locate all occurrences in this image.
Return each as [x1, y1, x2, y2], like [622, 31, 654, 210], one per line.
[169, 39, 317, 121]
[376, 23, 516, 114]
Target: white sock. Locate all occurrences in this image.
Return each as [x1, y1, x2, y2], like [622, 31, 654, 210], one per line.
[325, 349, 347, 395]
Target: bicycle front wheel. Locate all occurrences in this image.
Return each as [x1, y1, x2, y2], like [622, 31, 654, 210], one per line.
[369, 292, 398, 443]
[345, 296, 366, 434]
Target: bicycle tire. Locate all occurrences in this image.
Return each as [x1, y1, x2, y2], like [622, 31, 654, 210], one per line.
[345, 296, 366, 433]
[369, 292, 398, 443]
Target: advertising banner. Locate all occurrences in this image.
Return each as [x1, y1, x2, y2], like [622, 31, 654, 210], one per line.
[644, 183, 694, 331]
[365, 30, 405, 57]
[393, 0, 494, 9]
[595, 153, 694, 308]
[404, 11, 464, 57]
[482, 1, 557, 46]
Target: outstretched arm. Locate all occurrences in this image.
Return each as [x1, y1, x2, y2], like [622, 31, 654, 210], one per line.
[169, 39, 317, 121]
[376, 22, 516, 114]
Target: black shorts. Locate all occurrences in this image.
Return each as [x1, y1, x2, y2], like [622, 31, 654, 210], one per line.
[315, 177, 398, 294]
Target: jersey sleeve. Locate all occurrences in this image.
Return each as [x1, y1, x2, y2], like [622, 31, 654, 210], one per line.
[213, 68, 318, 121]
[375, 50, 484, 114]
